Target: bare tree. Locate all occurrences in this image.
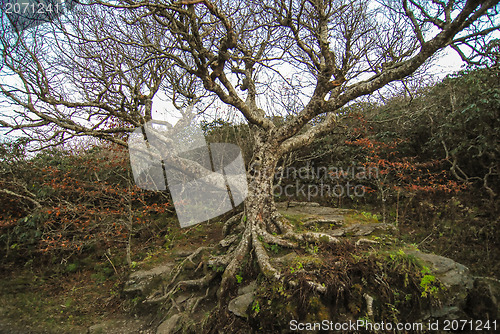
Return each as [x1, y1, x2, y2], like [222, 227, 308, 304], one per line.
[1, 0, 499, 304]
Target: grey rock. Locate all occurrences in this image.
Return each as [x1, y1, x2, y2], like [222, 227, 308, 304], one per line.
[329, 223, 394, 237]
[175, 293, 191, 305]
[328, 228, 345, 237]
[273, 252, 298, 265]
[286, 201, 320, 207]
[156, 314, 181, 334]
[124, 264, 174, 297]
[238, 281, 257, 295]
[430, 306, 461, 318]
[409, 251, 473, 289]
[228, 292, 255, 318]
[303, 217, 344, 228]
[409, 250, 474, 320]
[352, 223, 395, 236]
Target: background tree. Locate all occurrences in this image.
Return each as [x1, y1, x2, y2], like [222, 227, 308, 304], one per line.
[1, 0, 499, 305]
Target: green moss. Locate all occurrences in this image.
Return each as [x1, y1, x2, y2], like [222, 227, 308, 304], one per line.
[345, 211, 381, 224]
[291, 255, 324, 270]
[281, 213, 308, 226]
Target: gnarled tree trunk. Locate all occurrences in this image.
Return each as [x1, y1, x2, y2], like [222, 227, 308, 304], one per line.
[214, 130, 338, 302]
[216, 131, 283, 300]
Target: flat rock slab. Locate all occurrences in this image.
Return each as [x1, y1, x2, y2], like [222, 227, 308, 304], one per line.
[228, 292, 255, 318]
[408, 250, 473, 289]
[277, 201, 321, 208]
[156, 314, 181, 334]
[228, 280, 258, 318]
[329, 222, 396, 237]
[238, 281, 257, 295]
[407, 250, 479, 319]
[279, 202, 350, 217]
[175, 293, 191, 305]
[278, 203, 349, 226]
[124, 263, 174, 297]
[278, 202, 397, 239]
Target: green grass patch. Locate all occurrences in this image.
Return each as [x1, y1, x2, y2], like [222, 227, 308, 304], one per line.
[345, 211, 381, 224]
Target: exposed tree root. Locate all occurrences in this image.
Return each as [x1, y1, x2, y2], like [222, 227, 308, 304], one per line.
[191, 286, 211, 313]
[252, 229, 282, 280]
[168, 246, 214, 286]
[218, 234, 239, 248]
[255, 223, 297, 248]
[207, 252, 232, 269]
[251, 227, 330, 294]
[285, 230, 339, 244]
[217, 223, 252, 301]
[148, 208, 343, 311]
[250, 213, 338, 294]
[177, 271, 217, 289]
[288, 278, 328, 294]
[273, 216, 294, 234]
[170, 296, 183, 312]
[146, 268, 217, 304]
[222, 212, 244, 236]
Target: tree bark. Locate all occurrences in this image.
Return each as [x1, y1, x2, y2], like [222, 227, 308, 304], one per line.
[215, 131, 282, 299]
[244, 133, 280, 232]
